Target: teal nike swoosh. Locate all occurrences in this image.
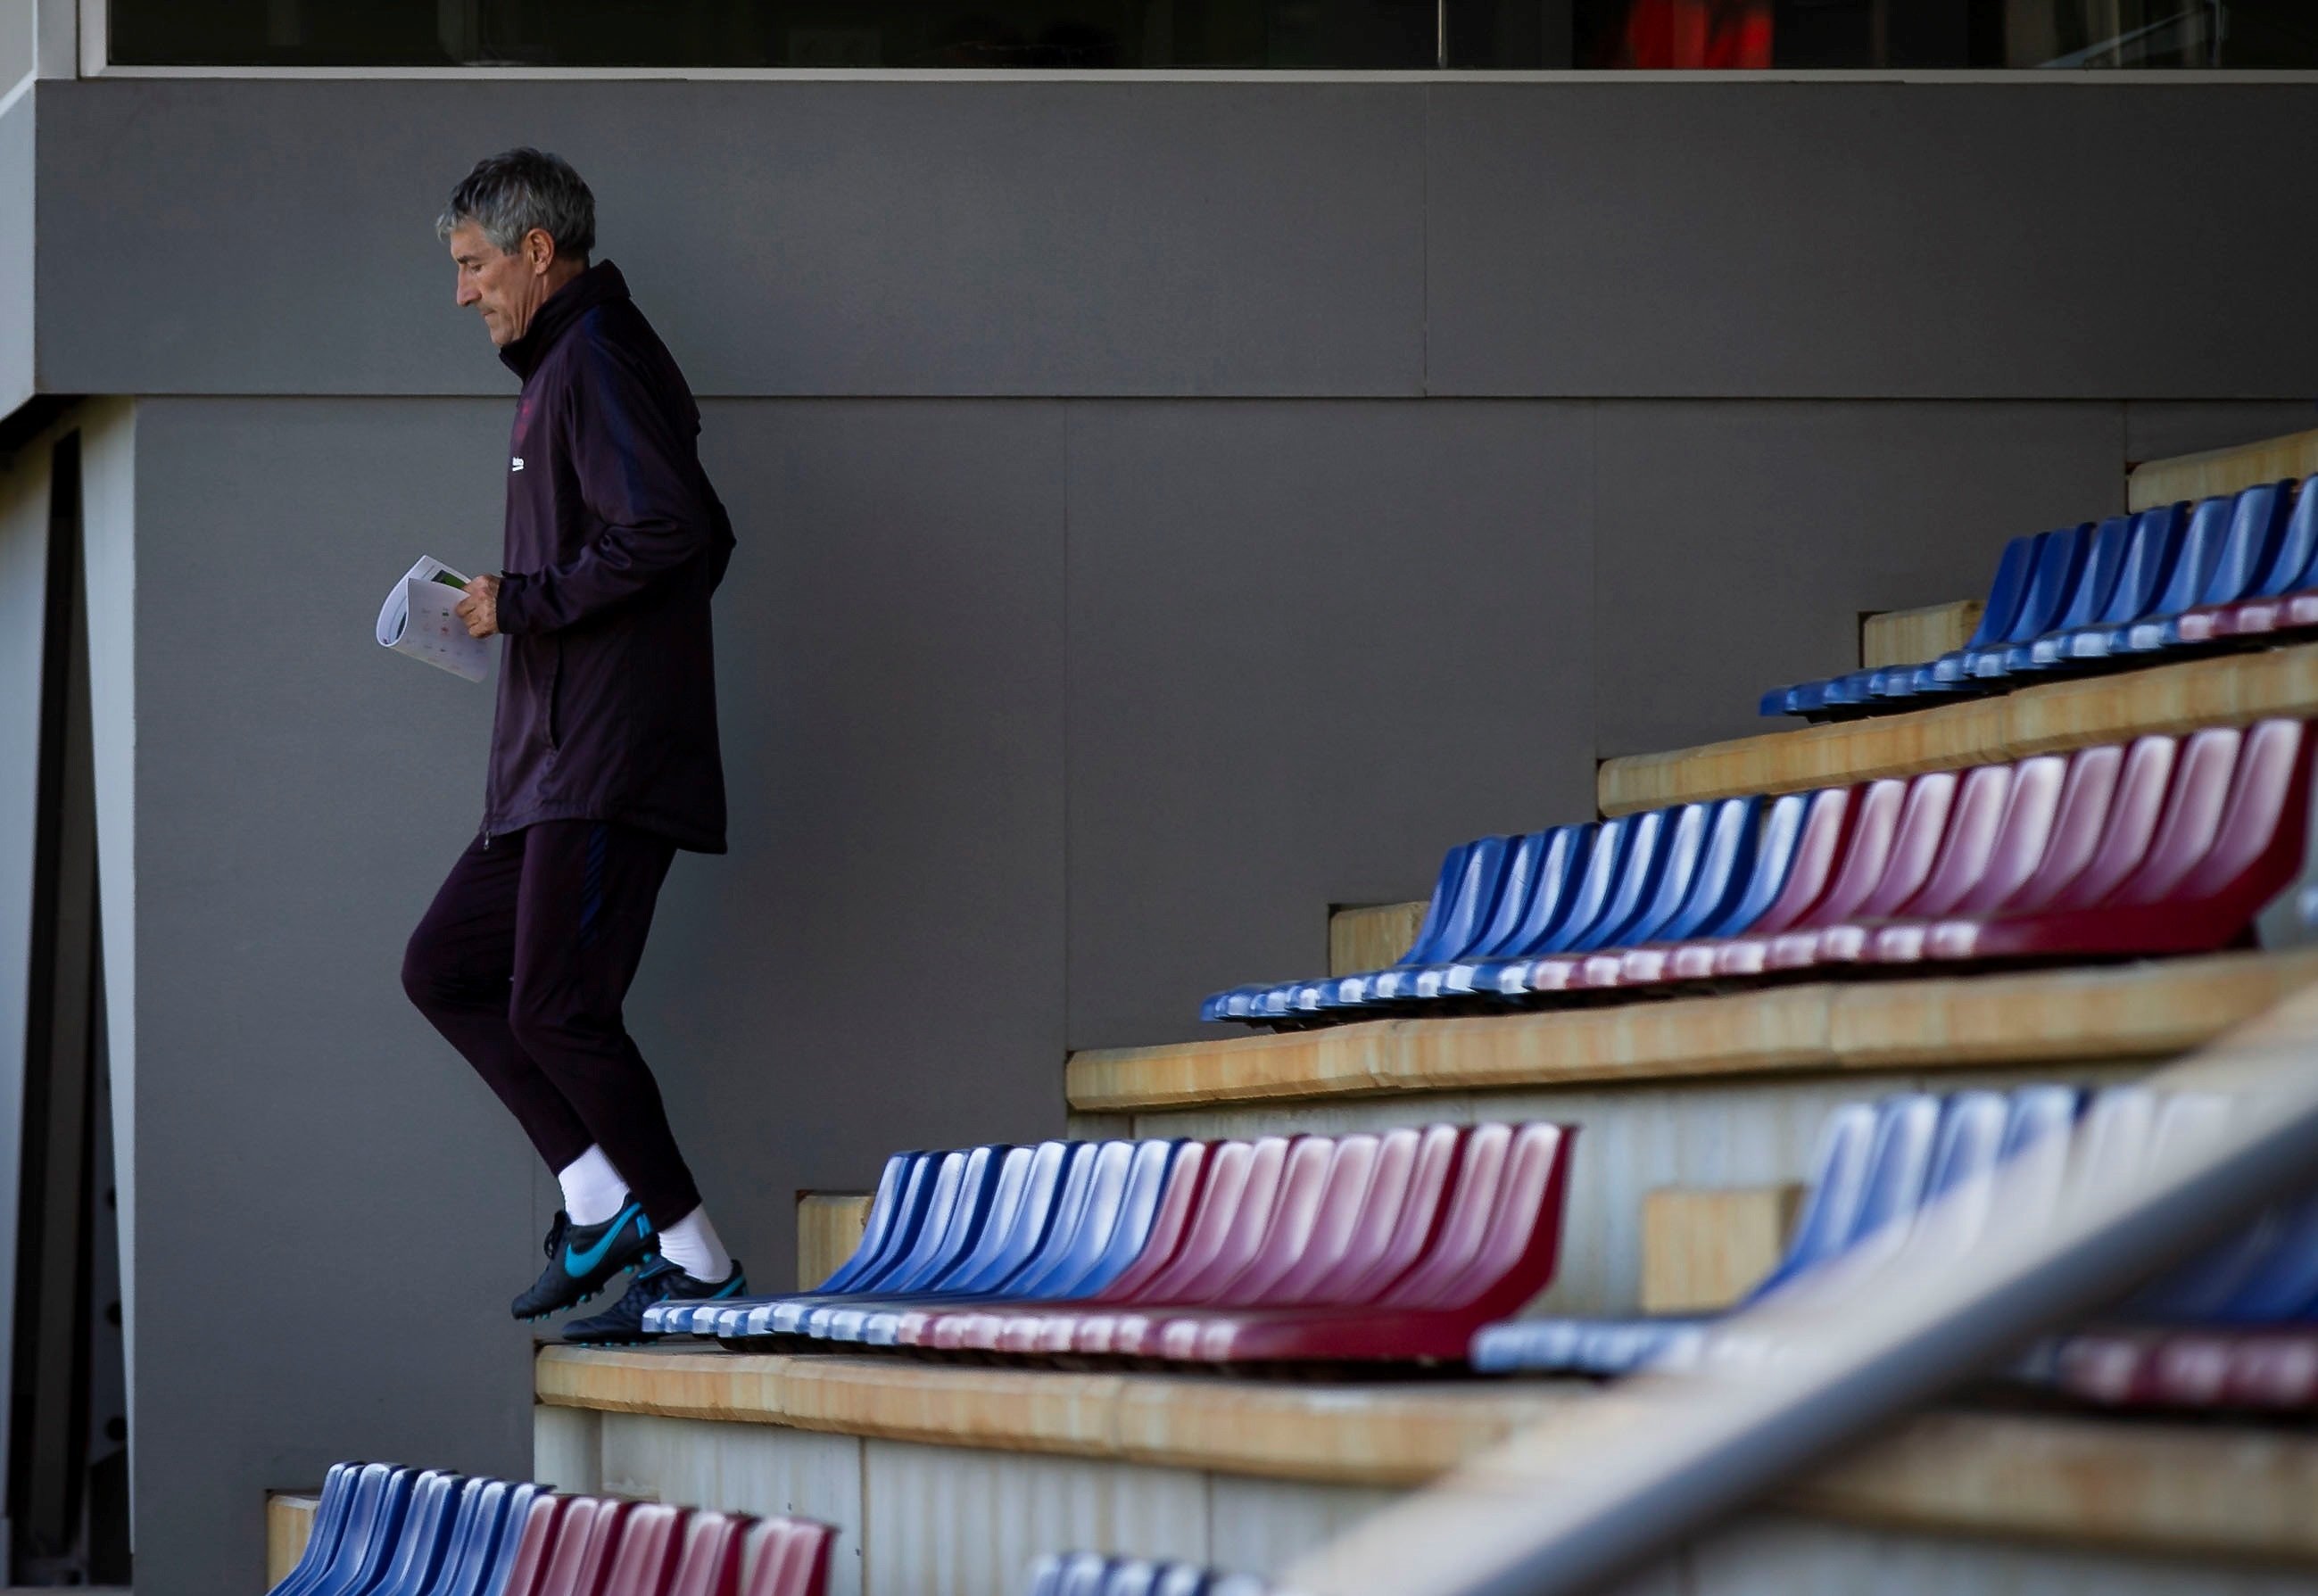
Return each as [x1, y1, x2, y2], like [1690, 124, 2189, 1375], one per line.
[563, 1204, 645, 1276]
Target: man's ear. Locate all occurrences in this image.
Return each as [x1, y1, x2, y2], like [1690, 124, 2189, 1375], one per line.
[524, 227, 557, 275]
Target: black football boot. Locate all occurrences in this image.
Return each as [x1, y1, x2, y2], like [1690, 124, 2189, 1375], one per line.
[511, 1198, 657, 1321]
[559, 1255, 749, 1346]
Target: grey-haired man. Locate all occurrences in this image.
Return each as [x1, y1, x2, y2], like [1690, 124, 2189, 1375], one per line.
[402, 147, 746, 1342]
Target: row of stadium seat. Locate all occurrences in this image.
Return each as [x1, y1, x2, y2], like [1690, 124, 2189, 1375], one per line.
[1206, 720, 2314, 1026]
[1763, 476, 2317, 718]
[645, 1123, 1572, 1365]
[1027, 1554, 1268, 1596]
[1476, 1084, 2318, 1411]
[1475, 1086, 2082, 1374]
[267, 1462, 832, 1596]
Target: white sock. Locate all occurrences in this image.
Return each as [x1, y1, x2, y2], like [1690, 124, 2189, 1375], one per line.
[556, 1146, 629, 1228]
[655, 1205, 732, 1284]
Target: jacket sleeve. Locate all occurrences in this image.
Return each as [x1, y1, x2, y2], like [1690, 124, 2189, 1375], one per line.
[494, 334, 712, 636]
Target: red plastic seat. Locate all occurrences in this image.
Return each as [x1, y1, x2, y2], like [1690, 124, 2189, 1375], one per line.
[1950, 721, 2309, 960]
[1097, 1135, 1374, 1357]
[1152, 1126, 1450, 1360]
[741, 1518, 835, 1596]
[1622, 785, 1855, 986]
[601, 1503, 690, 1596]
[1774, 772, 1959, 969]
[1809, 763, 2015, 965]
[501, 1495, 575, 1596]
[2199, 584, 2318, 643]
[1067, 1135, 1308, 1355]
[1921, 732, 2180, 960]
[665, 1510, 752, 1596]
[1869, 750, 2079, 963]
[537, 1497, 635, 1596]
[1176, 1121, 1574, 1363]
[1171, 1125, 1468, 1360]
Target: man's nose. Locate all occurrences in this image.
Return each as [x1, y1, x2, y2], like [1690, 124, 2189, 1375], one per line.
[456, 278, 480, 308]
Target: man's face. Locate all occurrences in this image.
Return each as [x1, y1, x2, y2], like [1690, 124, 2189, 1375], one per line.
[449, 221, 550, 347]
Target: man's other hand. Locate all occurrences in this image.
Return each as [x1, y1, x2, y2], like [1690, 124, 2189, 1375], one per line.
[458, 574, 502, 639]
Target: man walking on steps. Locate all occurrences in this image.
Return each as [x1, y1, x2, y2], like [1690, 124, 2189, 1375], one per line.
[402, 147, 746, 1343]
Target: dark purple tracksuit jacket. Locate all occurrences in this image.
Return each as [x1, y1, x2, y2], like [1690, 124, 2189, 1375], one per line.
[487, 260, 734, 853]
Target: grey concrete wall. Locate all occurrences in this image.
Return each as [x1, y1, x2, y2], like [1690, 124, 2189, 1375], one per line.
[0, 85, 32, 418]
[11, 70, 2314, 1593]
[27, 78, 2318, 401]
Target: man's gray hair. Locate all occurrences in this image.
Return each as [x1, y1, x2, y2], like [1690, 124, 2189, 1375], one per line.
[436, 147, 596, 260]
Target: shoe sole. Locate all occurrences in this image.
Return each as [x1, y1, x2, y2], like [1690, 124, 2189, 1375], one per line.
[510, 1253, 658, 1323]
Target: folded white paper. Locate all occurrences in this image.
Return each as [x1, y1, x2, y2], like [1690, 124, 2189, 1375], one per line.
[376, 556, 490, 682]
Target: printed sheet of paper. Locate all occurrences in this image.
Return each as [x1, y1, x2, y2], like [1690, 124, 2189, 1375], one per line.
[376, 556, 490, 682]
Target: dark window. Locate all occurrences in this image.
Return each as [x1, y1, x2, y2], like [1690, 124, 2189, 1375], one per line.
[105, 0, 2318, 68]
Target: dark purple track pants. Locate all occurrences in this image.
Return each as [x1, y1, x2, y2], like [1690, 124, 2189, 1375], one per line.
[402, 820, 703, 1227]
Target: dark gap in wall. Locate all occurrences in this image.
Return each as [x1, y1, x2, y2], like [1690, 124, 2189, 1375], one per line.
[9, 430, 130, 1587]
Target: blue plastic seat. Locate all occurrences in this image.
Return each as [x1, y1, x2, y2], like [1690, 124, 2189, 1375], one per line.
[2118, 483, 2294, 654]
[810, 1144, 1046, 1340]
[1472, 1093, 1957, 1375]
[2076, 494, 2233, 663]
[1250, 837, 1513, 1020]
[1205, 843, 1472, 1021]
[1399, 826, 1590, 1005]
[1962, 524, 2094, 680]
[757, 1148, 984, 1335]
[746, 1147, 988, 1336]
[1513, 801, 1726, 992]
[720, 1140, 1164, 1341]
[368, 1470, 464, 1596]
[824, 1139, 1184, 1344]
[416, 1479, 530, 1596]
[794, 1145, 1013, 1338]
[1646, 796, 1766, 942]
[2029, 503, 2189, 668]
[267, 1462, 362, 1596]
[852, 1142, 1083, 1342]
[1764, 533, 2041, 716]
[1486, 815, 1648, 993]
[2240, 474, 2318, 604]
[302, 1463, 414, 1596]
[990, 1138, 1180, 1302]
[652, 1150, 935, 1336]
[1399, 829, 1555, 1003]
[1922, 529, 2073, 692]
[1501, 806, 1683, 990]
[2000, 515, 2132, 676]
[1432, 822, 1621, 1000]
[466, 1483, 544, 1596]
[1350, 834, 1518, 1007]
[1029, 1556, 1244, 1596]
[811, 1153, 921, 1294]
[666, 1149, 950, 1336]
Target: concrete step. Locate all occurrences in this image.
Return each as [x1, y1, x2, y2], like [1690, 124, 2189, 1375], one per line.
[537, 1344, 2318, 1596]
[1599, 636, 2318, 815]
[2131, 426, 2318, 515]
[1071, 952, 2318, 1315]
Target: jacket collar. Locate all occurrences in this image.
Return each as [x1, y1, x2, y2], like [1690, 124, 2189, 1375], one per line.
[499, 259, 628, 383]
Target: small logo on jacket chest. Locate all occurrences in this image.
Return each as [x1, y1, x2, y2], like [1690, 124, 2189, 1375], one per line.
[511, 457, 526, 472]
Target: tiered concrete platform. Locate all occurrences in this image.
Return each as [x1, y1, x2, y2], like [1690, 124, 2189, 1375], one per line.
[536, 1344, 2318, 1596]
[524, 427, 2318, 1596]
